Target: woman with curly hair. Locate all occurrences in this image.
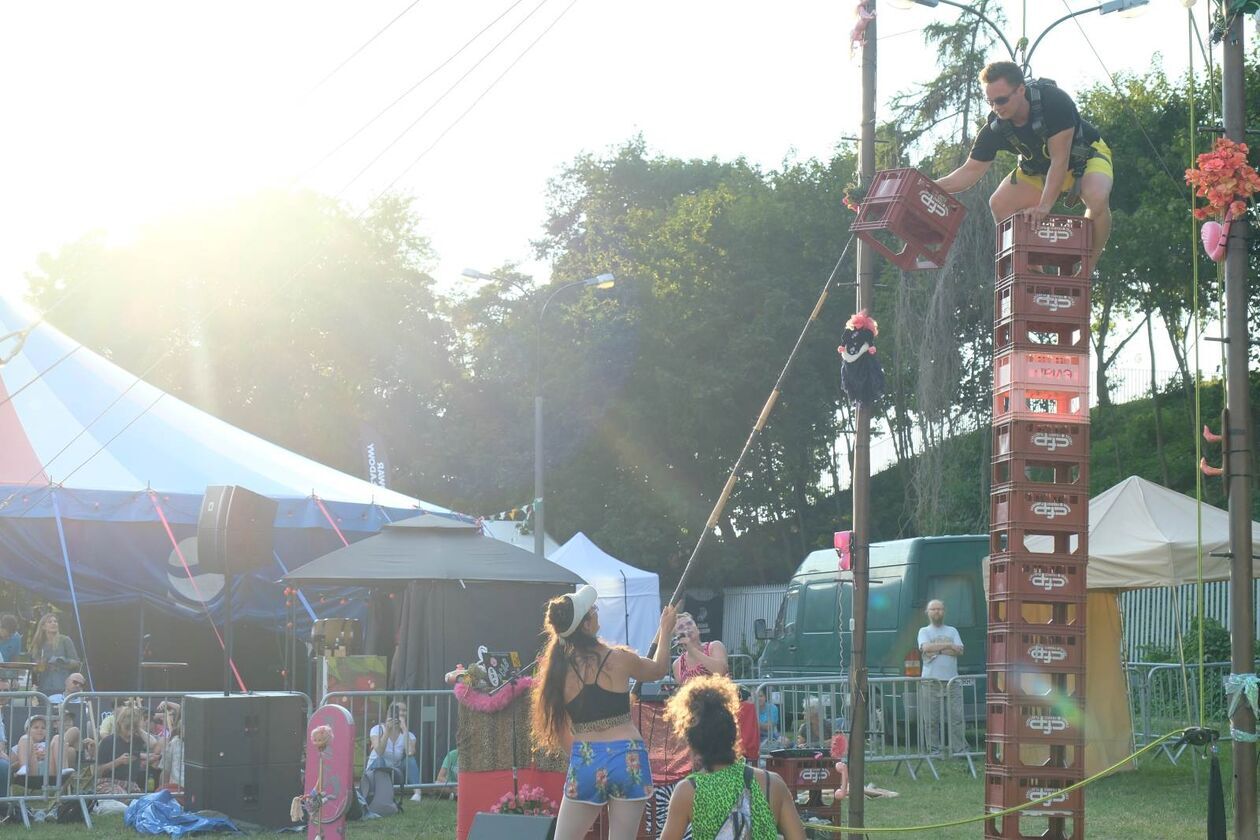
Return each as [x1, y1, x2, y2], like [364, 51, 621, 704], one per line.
[660, 675, 805, 840]
[531, 586, 677, 840]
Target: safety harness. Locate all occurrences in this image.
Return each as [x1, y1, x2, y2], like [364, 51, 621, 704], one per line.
[988, 78, 1104, 202]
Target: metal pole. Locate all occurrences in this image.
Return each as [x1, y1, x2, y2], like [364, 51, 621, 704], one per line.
[535, 394, 545, 559]
[1222, 11, 1256, 838]
[847, 3, 876, 835]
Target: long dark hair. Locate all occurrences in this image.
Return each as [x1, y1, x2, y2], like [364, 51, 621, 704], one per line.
[664, 674, 741, 770]
[530, 594, 601, 753]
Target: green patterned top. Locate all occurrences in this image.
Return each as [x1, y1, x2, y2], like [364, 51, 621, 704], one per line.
[687, 761, 777, 840]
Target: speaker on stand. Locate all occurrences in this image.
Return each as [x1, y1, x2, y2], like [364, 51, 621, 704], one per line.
[196, 485, 278, 695]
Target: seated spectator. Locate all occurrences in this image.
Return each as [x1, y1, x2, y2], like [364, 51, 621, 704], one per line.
[15, 715, 49, 783]
[659, 675, 805, 840]
[29, 614, 81, 696]
[47, 671, 87, 705]
[431, 747, 458, 801]
[756, 689, 781, 741]
[367, 702, 419, 789]
[95, 706, 150, 796]
[50, 704, 95, 777]
[795, 697, 836, 747]
[0, 615, 20, 663]
[159, 709, 184, 792]
[0, 683, 9, 800]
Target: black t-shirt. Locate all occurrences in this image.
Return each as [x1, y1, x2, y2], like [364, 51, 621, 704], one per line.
[969, 83, 1101, 175]
[96, 734, 149, 787]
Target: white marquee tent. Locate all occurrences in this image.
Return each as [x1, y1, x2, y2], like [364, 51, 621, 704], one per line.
[550, 532, 661, 654]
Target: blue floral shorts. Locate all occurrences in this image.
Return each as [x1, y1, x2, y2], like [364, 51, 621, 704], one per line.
[564, 739, 652, 804]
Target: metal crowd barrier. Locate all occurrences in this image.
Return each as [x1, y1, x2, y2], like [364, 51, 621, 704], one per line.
[1125, 660, 1257, 765]
[0, 691, 58, 827]
[740, 674, 982, 780]
[726, 654, 758, 681]
[317, 689, 460, 797]
[0, 690, 315, 829]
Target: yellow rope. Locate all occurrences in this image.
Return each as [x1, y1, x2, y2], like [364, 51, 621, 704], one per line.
[1188, 2, 1209, 731]
[801, 730, 1186, 834]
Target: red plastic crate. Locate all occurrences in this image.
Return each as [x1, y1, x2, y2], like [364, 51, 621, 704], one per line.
[990, 523, 1086, 558]
[988, 667, 1086, 704]
[987, 697, 1085, 744]
[985, 766, 1084, 815]
[995, 276, 1091, 324]
[989, 625, 1086, 669]
[985, 810, 1084, 840]
[987, 735, 1085, 773]
[996, 244, 1092, 280]
[851, 168, 965, 271]
[995, 315, 1089, 354]
[996, 213, 1093, 256]
[989, 593, 1087, 629]
[991, 488, 1089, 530]
[989, 554, 1088, 599]
[995, 348, 1088, 392]
[992, 453, 1088, 491]
[993, 382, 1089, 425]
[993, 419, 1089, 459]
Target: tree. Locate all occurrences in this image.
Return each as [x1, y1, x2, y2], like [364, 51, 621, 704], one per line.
[25, 190, 456, 490]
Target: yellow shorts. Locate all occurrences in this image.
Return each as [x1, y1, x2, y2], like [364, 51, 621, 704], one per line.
[1010, 138, 1113, 192]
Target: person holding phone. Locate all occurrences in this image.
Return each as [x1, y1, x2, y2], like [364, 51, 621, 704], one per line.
[94, 706, 148, 795]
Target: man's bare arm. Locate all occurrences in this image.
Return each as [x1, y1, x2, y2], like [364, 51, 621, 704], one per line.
[936, 157, 992, 194]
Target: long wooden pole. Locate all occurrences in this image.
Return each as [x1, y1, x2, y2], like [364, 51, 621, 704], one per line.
[1221, 10, 1256, 838]
[847, 3, 876, 836]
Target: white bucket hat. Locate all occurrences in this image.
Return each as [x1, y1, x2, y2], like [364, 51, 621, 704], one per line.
[559, 585, 598, 638]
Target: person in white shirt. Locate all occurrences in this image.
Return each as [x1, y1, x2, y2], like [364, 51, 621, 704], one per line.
[917, 600, 966, 756]
[367, 702, 419, 793]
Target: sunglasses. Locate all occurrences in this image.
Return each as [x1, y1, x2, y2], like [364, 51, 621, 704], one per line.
[986, 87, 1022, 108]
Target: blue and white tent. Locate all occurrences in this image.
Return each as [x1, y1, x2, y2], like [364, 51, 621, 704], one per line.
[0, 297, 460, 687]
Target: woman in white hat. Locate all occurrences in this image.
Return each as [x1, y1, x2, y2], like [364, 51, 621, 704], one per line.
[531, 585, 677, 840]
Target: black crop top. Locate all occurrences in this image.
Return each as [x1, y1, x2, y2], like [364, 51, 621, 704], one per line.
[565, 650, 630, 724]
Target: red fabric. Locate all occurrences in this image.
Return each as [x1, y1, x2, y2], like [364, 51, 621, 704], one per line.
[456, 769, 565, 840]
[632, 699, 691, 784]
[737, 701, 760, 761]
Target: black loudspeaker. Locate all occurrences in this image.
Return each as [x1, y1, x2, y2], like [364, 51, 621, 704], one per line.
[196, 485, 278, 575]
[183, 693, 305, 828]
[468, 813, 557, 840]
[184, 762, 302, 829]
[183, 692, 307, 767]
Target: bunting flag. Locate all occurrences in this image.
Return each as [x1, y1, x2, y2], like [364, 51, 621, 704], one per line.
[483, 502, 536, 525]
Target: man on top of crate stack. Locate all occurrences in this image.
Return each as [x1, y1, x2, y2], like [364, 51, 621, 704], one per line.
[933, 60, 1113, 261]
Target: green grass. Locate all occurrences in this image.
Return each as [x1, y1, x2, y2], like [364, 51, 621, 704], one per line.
[4, 753, 1243, 839]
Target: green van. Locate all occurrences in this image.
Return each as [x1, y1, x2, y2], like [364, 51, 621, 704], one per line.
[755, 535, 988, 678]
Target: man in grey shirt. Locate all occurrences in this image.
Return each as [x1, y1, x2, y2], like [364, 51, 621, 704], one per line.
[918, 600, 967, 756]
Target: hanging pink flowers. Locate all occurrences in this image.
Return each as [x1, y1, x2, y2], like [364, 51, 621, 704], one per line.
[1186, 138, 1260, 261]
[1185, 138, 1260, 220]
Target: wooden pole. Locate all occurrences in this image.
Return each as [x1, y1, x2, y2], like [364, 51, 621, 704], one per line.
[846, 2, 876, 835]
[1221, 10, 1256, 838]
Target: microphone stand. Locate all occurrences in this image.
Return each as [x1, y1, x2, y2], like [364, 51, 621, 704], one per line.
[488, 658, 539, 801]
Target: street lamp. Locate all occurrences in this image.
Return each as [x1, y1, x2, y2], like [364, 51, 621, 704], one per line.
[533, 273, 614, 558]
[887, 0, 1149, 71]
[464, 268, 616, 557]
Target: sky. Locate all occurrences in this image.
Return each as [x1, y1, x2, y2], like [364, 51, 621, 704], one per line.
[0, 0, 1227, 475]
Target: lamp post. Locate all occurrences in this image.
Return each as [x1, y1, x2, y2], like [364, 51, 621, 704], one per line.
[463, 268, 615, 558]
[887, 0, 1149, 72]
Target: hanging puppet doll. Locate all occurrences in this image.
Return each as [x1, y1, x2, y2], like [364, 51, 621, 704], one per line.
[838, 310, 885, 406]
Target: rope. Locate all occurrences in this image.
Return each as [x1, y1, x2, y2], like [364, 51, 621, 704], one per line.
[804, 729, 1186, 834]
[1188, 5, 1208, 730]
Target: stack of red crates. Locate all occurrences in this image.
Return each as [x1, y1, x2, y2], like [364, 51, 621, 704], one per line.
[987, 214, 1092, 840]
